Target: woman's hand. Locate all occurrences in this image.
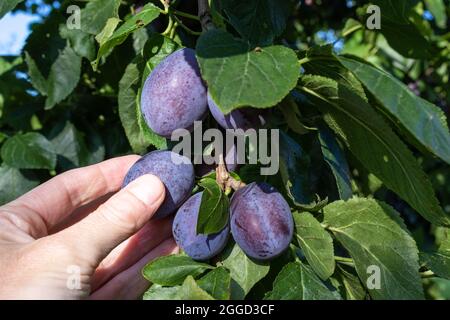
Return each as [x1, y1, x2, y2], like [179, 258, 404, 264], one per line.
[0, 155, 178, 299]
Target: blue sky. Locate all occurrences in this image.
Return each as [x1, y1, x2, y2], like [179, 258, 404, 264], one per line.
[0, 12, 40, 55]
[0, 0, 55, 56]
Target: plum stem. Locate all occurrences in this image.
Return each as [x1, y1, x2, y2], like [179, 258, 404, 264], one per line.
[335, 256, 355, 267]
[171, 9, 200, 21]
[161, 15, 174, 36]
[172, 15, 202, 36]
[216, 154, 246, 192]
[160, 0, 201, 36]
[159, 0, 170, 14]
[169, 21, 178, 39]
[198, 0, 214, 31]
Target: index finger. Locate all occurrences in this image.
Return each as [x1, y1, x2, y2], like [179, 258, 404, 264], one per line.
[4, 155, 140, 233]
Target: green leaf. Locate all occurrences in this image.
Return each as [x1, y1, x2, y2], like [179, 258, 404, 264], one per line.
[118, 34, 177, 152]
[300, 46, 366, 98]
[48, 121, 102, 170]
[197, 267, 231, 300]
[339, 56, 450, 166]
[1, 133, 56, 170]
[95, 17, 121, 45]
[279, 131, 312, 205]
[142, 255, 213, 286]
[92, 3, 160, 70]
[334, 265, 367, 300]
[59, 24, 96, 61]
[176, 276, 215, 300]
[318, 126, 352, 200]
[0, 165, 39, 205]
[79, 126, 105, 166]
[143, 277, 215, 300]
[265, 262, 341, 300]
[132, 27, 149, 54]
[0, 56, 22, 77]
[22, 11, 66, 78]
[323, 198, 424, 300]
[24, 52, 47, 96]
[0, 0, 23, 20]
[196, 178, 230, 235]
[293, 196, 329, 212]
[196, 29, 299, 114]
[279, 97, 310, 135]
[299, 74, 449, 226]
[439, 229, 450, 251]
[221, 242, 270, 299]
[118, 58, 166, 153]
[45, 44, 82, 109]
[420, 252, 450, 279]
[80, 0, 121, 35]
[420, 228, 450, 279]
[118, 58, 153, 153]
[49, 122, 84, 168]
[426, 278, 450, 300]
[293, 212, 335, 280]
[424, 0, 447, 28]
[143, 284, 181, 300]
[135, 34, 182, 150]
[141, 34, 182, 79]
[372, 0, 432, 58]
[216, 0, 290, 46]
[342, 18, 363, 37]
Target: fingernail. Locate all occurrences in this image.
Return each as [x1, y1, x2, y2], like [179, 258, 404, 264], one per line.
[126, 174, 165, 205]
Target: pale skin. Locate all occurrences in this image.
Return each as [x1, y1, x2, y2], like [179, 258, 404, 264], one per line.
[0, 155, 178, 299]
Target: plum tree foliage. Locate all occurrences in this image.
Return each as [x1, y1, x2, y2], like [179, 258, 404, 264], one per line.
[1, 0, 450, 300]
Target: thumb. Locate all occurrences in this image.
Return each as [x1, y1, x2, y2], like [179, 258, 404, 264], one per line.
[57, 174, 166, 267]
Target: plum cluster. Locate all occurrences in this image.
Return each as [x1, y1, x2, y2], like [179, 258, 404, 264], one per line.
[122, 49, 293, 261]
[141, 48, 266, 136]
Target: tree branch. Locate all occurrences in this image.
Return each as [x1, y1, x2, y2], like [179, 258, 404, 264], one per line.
[198, 0, 214, 31]
[215, 155, 245, 193]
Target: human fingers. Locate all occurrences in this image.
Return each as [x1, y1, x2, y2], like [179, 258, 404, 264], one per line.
[91, 216, 173, 291]
[48, 193, 113, 234]
[53, 174, 165, 270]
[2, 155, 140, 238]
[89, 238, 178, 300]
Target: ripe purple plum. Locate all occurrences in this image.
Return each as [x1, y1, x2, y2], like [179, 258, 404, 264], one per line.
[122, 150, 195, 219]
[173, 192, 230, 260]
[207, 93, 266, 131]
[230, 182, 293, 260]
[141, 48, 207, 138]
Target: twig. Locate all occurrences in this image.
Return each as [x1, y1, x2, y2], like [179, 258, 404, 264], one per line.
[159, 0, 170, 13]
[171, 9, 200, 21]
[215, 154, 246, 193]
[198, 0, 214, 31]
[172, 15, 201, 36]
[161, 15, 174, 36]
[169, 21, 178, 39]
